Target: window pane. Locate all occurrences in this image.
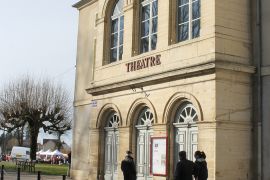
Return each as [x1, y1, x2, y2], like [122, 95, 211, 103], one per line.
[111, 19, 118, 33]
[152, 0, 158, 17]
[152, 17, 158, 33]
[120, 16, 124, 30]
[119, 30, 124, 45]
[192, 20, 200, 38]
[110, 48, 117, 62]
[141, 37, 149, 53]
[178, 0, 188, 6]
[142, 5, 150, 21]
[151, 34, 157, 50]
[141, 20, 149, 37]
[192, 0, 200, 19]
[119, 45, 123, 60]
[111, 33, 118, 48]
[178, 23, 189, 42]
[178, 5, 189, 24]
[112, 0, 124, 16]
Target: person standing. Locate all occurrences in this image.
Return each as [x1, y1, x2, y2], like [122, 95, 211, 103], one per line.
[174, 151, 195, 180]
[194, 151, 208, 180]
[121, 150, 136, 180]
[67, 152, 71, 177]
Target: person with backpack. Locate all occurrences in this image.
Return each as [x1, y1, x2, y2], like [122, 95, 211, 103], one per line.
[194, 151, 208, 180]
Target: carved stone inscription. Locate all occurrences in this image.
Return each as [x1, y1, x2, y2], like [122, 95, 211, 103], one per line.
[126, 55, 161, 72]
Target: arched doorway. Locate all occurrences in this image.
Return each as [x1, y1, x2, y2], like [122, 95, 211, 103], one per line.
[173, 102, 198, 166]
[104, 112, 120, 180]
[136, 107, 154, 180]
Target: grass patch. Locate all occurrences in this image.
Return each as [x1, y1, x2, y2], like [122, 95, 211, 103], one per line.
[0, 161, 68, 176]
[35, 163, 68, 175]
[0, 161, 17, 171]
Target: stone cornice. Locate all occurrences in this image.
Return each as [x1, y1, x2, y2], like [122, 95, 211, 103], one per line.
[87, 62, 215, 95]
[86, 61, 255, 96]
[72, 0, 98, 10]
[215, 61, 255, 74]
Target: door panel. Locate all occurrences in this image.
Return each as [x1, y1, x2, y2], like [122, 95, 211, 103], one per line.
[137, 131, 145, 175]
[136, 129, 153, 180]
[174, 126, 198, 163]
[189, 128, 198, 161]
[105, 131, 119, 180]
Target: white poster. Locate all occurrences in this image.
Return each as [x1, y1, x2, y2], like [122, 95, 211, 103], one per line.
[151, 138, 167, 176]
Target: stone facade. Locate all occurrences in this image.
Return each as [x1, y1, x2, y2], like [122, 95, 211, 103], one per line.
[70, 0, 267, 179]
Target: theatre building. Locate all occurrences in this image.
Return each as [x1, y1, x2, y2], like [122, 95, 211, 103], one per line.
[71, 0, 270, 179]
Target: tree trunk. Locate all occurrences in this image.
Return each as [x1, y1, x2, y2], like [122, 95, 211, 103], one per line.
[56, 132, 62, 150]
[17, 128, 24, 146]
[29, 127, 38, 160]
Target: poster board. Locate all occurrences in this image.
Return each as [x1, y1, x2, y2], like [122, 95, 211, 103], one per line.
[151, 137, 167, 176]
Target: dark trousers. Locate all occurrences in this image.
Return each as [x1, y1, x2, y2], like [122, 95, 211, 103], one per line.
[123, 173, 136, 180]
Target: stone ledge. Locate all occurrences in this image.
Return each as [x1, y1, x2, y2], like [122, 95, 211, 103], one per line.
[86, 61, 255, 96]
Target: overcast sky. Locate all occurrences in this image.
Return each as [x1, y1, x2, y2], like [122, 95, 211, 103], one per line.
[0, 0, 79, 146]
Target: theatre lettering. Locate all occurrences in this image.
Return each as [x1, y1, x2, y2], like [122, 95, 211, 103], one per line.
[126, 54, 161, 72]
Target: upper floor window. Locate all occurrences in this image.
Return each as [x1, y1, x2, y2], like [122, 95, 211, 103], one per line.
[177, 0, 200, 42]
[140, 0, 158, 53]
[110, 0, 124, 63]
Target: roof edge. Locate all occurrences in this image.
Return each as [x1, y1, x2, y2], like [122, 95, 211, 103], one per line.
[72, 0, 97, 9]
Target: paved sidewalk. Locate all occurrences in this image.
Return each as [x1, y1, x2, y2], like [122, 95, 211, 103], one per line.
[1, 172, 72, 180]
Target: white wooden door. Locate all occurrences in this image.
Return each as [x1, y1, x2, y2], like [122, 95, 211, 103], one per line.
[136, 128, 153, 180]
[136, 107, 154, 180]
[174, 103, 199, 165]
[175, 126, 198, 162]
[104, 130, 119, 180]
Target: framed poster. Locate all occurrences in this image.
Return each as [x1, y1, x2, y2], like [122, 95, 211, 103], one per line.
[150, 137, 167, 176]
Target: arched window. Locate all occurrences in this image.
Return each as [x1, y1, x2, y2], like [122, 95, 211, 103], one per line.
[106, 112, 120, 128]
[137, 107, 154, 126]
[174, 103, 198, 123]
[140, 0, 158, 53]
[177, 0, 200, 42]
[110, 0, 124, 63]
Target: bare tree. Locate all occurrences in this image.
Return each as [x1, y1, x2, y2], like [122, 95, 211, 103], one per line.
[0, 76, 72, 160]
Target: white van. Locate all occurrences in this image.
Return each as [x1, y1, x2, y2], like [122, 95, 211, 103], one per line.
[11, 146, 30, 161]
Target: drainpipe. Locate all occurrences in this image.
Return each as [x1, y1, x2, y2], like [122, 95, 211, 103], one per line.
[256, 0, 262, 179]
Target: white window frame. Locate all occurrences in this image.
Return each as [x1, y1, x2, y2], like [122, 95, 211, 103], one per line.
[110, 0, 124, 63]
[177, 0, 200, 42]
[140, 0, 158, 53]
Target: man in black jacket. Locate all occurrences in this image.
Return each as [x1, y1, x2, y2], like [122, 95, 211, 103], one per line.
[121, 150, 136, 180]
[174, 151, 195, 180]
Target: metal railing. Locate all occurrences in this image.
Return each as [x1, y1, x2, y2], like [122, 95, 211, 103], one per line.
[0, 165, 67, 180]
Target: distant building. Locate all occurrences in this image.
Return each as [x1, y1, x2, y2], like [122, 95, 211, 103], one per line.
[61, 142, 72, 154]
[42, 139, 71, 152]
[42, 139, 57, 151]
[37, 143, 43, 151]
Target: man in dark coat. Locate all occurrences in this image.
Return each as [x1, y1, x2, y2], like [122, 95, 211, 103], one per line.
[121, 150, 136, 180]
[174, 151, 195, 180]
